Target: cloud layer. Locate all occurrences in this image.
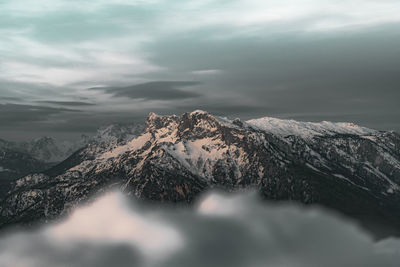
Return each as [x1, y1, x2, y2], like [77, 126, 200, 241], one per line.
[1, 0, 400, 139]
[1, 190, 399, 267]
[91, 81, 202, 100]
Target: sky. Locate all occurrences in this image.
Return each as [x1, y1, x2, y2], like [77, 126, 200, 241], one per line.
[1, 0, 400, 140]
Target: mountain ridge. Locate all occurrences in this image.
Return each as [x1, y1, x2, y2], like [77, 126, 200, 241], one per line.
[1, 110, 399, 238]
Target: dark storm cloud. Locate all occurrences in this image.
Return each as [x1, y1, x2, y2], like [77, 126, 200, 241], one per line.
[90, 81, 202, 100]
[36, 101, 96, 106]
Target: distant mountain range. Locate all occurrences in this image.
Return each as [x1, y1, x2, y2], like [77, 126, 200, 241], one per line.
[1, 111, 399, 238]
[0, 136, 84, 165]
[0, 124, 143, 199]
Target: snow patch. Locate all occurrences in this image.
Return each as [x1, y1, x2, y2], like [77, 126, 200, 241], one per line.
[190, 110, 208, 115]
[99, 133, 151, 160]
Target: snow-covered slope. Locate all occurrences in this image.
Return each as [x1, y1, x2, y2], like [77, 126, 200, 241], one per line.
[92, 123, 144, 144]
[1, 111, 400, 238]
[247, 117, 377, 139]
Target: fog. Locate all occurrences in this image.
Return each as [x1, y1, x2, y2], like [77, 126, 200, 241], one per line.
[1, 190, 399, 267]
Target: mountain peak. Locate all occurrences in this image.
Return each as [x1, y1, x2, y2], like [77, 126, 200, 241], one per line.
[147, 112, 159, 120]
[144, 110, 220, 134]
[189, 109, 208, 115]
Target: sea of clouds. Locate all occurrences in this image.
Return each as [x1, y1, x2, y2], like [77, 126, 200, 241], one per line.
[0, 190, 399, 267]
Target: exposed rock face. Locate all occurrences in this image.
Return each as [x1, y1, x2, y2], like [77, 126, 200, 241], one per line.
[1, 111, 400, 238]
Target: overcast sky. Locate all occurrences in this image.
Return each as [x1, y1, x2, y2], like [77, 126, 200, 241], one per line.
[1, 0, 400, 140]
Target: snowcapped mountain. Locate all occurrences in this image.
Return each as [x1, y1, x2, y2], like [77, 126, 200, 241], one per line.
[1, 110, 400, 238]
[0, 137, 81, 164]
[0, 123, 143, 200]
[22, 137, 81, 163]
[92, 123, 144, 144]
[0, 145, 50, 201]
[84, 123, 145, 157]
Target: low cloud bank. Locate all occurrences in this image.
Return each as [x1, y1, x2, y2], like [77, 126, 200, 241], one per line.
[0, 190, 399, 267]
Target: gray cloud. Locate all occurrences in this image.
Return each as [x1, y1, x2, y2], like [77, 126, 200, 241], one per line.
[146, 24, 400, 131]
[0, 103, 85, 141]
[0, 96, 21, 101]
[36, 101, 96, 106]
[91, 81, 202, 100]
[1, 1, 399, 140]
[173, 103, 269, 118]
[0, 80, 62, 99]
[0, 191, 400, 267]
[0, 103, 79, 125]
[0, 235, 143, 267]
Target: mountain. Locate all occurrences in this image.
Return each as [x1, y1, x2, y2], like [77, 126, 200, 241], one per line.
[0, 137, 78, 168]
[0, 123, 143, 201]
[1, 110, 399, 238]
[0, 145, 51, 200]
[0, 139, 54, 199]
[22, 137, 82, 163]
[0, 136, 86, 164]
[0, 136, 84, 200]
